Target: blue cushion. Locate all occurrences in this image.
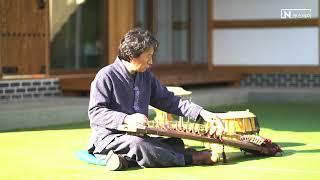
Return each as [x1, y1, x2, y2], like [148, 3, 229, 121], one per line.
[75, 150, 106, 166]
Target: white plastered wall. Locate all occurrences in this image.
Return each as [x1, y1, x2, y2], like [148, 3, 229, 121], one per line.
[212, 0, 319, 66]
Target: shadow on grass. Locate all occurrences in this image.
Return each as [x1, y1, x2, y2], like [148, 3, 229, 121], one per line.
[284, 149, 320, 156]
[276, 142, 320, 157]
[186, 141, 317, 166]
[219, 152, 270, 165]
[278, 141, 320, 155]
[277, 142, 305, 148]
[221, 141, 320, 165]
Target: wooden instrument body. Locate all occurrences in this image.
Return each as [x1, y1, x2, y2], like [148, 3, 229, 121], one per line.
[118, 110, 281, 156]
[117, 125, 281, 156]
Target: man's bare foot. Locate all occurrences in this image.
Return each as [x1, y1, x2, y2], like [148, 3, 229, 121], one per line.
[185, 148, 220, 165]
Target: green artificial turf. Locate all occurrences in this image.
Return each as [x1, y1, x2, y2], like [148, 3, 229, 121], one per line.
[1, 102, 320, 180]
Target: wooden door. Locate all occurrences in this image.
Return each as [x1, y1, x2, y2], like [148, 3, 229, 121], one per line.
[0, 0, 49, 77]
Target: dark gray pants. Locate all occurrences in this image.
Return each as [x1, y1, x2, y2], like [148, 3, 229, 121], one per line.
[94, 134, 186, 168]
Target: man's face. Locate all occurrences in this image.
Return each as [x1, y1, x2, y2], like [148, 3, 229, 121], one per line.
[131, 48, 154, 72]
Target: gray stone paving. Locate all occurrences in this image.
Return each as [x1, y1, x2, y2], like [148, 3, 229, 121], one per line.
[1, 87, 320, 131]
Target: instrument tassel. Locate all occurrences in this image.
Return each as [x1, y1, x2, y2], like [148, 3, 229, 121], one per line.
[222, 145, 227, 163]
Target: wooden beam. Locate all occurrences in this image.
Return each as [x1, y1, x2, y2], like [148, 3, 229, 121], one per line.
[57, 74, 95, 91]
[50, 68, 99, 75]
[156, 72, 240, 87]
[57, 64, 241, 93]
[151, 65, 240, 87]
[107, 0, 135, 65]
[211, 19, 319, 29]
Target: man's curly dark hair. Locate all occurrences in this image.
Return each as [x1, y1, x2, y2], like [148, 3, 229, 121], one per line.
[118, 28, 159, 62]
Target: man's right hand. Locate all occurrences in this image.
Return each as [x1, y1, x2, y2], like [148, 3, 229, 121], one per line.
[199, 109, 226, 138]
[123, 113, 148, 129]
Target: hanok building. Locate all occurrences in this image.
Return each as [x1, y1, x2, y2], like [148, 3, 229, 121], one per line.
[0, 0, 319, 101]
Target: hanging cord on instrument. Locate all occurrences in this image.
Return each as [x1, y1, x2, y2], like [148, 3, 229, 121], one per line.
[222, 145, 227, 163]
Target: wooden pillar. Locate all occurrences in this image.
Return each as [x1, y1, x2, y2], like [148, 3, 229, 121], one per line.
[318, 1, 320, 67]
[45, 0, 50, 77]
[0, 0, 4, 79]
[107, 0, 135, 65]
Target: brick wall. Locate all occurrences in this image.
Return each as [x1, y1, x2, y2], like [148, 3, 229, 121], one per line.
[241, 73, 320, 88]
[0, 78, 61, 101]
